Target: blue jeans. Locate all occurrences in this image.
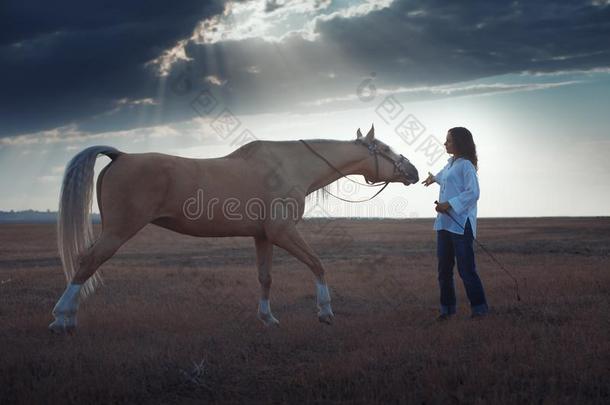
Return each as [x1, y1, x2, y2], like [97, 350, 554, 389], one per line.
[437, 218, 488, 316]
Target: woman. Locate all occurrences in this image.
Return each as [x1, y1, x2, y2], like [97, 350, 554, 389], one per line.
[422, 127, 488, 320]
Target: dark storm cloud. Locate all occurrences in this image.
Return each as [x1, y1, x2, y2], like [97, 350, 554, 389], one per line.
[167, 0, 610, 116]
[1, 0, 609, 139]
[316, 0, 610, 85]
[264, 0, 283, 13]
[0, 0, 227, 137]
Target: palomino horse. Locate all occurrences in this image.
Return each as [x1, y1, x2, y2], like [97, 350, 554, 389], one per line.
[49, 125, 419, 333]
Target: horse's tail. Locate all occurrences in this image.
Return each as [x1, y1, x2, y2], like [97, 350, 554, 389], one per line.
[57, 145, 122, 298]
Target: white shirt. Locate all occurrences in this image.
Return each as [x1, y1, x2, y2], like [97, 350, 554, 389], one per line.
[433, 156, 480, 238]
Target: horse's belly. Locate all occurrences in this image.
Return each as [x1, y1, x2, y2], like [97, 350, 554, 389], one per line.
[151, 216, 265, 238]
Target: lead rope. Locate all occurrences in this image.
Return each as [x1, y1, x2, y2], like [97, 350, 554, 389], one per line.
[299, 140, 386, 188]
[299, 140, 390, 203]
[321, 182, 390, 203]
[435, 201, 521, 301]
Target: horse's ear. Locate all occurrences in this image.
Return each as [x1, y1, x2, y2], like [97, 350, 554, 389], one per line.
[356, 128, 363, 139]
[365, 124, 375, 142]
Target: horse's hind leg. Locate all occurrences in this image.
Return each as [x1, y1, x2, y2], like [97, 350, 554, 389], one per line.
[49, 219, 149, 334]
[266, 223, 334, 325]
[71, 230, 132, 284]
[254, 237, 279, 327]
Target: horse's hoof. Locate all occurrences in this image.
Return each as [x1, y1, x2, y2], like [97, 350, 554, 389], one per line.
[318, 312, 334, 325]
[258, 312, 280, 327]
[48, 318, 76, 335]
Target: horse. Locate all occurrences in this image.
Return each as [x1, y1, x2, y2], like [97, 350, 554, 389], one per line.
[49, 125, 419, 333]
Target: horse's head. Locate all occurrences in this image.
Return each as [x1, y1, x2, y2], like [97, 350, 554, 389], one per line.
[355, 125, 419, 186]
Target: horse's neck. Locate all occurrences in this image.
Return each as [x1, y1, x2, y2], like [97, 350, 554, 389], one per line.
[285, 140, 366, 193]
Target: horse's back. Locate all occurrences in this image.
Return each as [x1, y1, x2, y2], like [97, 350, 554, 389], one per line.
[97, 150, 272, 236]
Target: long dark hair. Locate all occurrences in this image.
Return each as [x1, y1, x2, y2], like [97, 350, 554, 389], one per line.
[449, 127, 478, 171]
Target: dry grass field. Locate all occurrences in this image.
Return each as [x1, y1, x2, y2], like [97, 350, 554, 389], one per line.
[0, 217, 608, 404]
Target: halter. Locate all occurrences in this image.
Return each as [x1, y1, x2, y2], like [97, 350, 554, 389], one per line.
[299, 139, 413, 203]
[354, 138, 413, 186]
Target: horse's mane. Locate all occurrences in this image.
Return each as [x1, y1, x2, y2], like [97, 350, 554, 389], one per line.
[226, 140, 262, 158]
[229, 139, 338, 214]
[305, 183, 334, 214]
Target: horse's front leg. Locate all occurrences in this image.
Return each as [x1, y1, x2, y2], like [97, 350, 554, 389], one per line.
[254, 237, 280, 327]
[266, 223, 334, 324]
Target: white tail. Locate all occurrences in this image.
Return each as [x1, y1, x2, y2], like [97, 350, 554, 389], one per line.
[57, 146, 121, 298]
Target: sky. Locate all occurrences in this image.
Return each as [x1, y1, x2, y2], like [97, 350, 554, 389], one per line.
[1, 0, 609, 217]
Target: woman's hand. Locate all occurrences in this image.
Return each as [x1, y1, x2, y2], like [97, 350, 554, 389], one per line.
[421, 172, 435, 187]
[435, 201, 452, 213]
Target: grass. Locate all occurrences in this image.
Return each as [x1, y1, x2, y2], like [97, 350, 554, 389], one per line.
[0, 218, 608, 404]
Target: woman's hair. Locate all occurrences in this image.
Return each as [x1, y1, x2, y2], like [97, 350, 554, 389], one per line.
[449, 127, 478, 171]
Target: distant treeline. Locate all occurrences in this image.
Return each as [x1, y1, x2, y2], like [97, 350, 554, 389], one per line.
[0, 210, 101, 224]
